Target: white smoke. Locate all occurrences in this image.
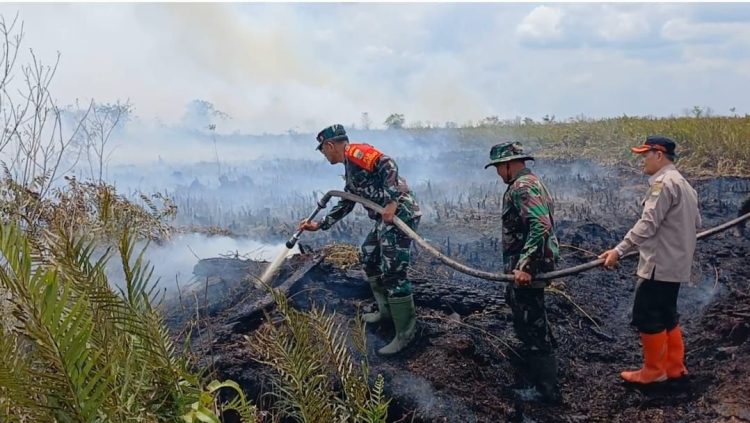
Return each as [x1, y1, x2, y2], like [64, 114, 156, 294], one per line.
[105, 233, 297, 294]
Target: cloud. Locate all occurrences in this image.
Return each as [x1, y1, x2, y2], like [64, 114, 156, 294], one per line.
[662, 18, 750, 45]
[0, 2, 749, 132]
[687, 4, 750, 24]
[596, 7, 652, 42]
[516, 6, 566, 45]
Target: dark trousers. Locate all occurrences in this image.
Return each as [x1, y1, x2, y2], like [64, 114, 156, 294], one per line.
[631, 278, 681, 334]
[505, 285, 556, 353]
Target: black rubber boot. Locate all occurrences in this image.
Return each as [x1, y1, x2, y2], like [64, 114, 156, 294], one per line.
[528, 352, 562, 405]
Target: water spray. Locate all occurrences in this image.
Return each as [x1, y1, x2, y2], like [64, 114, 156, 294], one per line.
[257, 194, 332, 287]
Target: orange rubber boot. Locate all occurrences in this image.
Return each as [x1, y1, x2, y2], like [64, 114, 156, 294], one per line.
[665, 325, 688, 379]
[620, 331, 668, 384]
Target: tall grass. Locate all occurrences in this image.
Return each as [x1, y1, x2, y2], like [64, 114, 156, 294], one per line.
[409, 115, 750, 176]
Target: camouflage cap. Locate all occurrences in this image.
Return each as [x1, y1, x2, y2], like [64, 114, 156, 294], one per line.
[316, 124, 349, 150]
[484, 142, 534, 169]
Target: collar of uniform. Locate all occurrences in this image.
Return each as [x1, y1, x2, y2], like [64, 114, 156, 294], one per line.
[648, 163, 676, 186]
[342, 144, 351, 165]
[509, 167, 532, 184]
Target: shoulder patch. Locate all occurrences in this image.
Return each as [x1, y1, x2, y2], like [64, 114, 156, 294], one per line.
[345, 143, 383, 172]
[649, 181, 664, 197]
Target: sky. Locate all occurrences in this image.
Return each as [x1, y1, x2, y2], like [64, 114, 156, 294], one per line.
[1, 3, 749, 134]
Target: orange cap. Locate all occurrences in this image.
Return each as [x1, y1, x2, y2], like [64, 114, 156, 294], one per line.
[631, 136, 676, 155]
[630, 144, 667, 154]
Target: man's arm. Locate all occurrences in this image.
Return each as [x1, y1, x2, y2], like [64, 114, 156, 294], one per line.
[319, 198, 355, 230]
[376, 156, 402, 223]
[515, 185, 554, 275]
[615, 181, 674, 254]
[377, 156, 404, 203]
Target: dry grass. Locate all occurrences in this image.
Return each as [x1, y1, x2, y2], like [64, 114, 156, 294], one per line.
[323, 243, 361, 270]
[0, 173, 176, 246]
[408, 115, 750, 176]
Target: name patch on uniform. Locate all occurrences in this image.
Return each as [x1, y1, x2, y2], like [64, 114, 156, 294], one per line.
[345, 143, 383, 172]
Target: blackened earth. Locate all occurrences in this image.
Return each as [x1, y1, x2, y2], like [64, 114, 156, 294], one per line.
[169, 160, 750, 423]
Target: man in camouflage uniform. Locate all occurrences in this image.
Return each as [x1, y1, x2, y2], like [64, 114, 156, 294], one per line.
[485, 142, 562, 403]
[299, 124, 421, 355]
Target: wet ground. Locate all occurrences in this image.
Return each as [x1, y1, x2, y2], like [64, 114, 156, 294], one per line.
[168, 161, 750, 422]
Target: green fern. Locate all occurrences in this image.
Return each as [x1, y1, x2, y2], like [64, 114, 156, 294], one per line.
[0, 329, 45, 422]
[247, 287, 389, 423]
[0, 221, 258, 422]
[0, 225, 113, 421]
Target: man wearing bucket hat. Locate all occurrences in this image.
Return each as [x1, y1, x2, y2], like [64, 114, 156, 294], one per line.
[299, 124, 422, 356]
[599, 135, 701, 384]
[485, 141, 562, 403]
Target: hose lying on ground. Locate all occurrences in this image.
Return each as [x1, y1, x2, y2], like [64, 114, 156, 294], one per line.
[304, 190, 750, 283]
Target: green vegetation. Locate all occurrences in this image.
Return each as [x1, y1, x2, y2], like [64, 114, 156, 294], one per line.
[0, 171, 389, 422]
[0, 14, 389, 422]
[247, 288, 389, 422]
[0, 165, 257, 422]
[1, 9, 745, 420]
[0, 219, 257, 422]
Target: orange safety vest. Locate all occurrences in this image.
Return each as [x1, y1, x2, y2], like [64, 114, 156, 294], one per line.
[345, 143, 383, 172]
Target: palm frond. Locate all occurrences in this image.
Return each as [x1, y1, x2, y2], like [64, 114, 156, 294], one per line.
[247, 287, 389, 423]
[0, 328, 49, 422]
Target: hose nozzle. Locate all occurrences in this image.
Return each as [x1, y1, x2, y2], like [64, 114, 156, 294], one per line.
[284, 194, 331, 249]
[285, 236, 299, 249]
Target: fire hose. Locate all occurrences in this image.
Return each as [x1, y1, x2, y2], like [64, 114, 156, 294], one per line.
[286, 190, 750, 283]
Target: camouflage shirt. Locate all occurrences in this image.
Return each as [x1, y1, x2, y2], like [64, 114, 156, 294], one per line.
[502, 168, 560, 277]
[320, 144, 421, 230]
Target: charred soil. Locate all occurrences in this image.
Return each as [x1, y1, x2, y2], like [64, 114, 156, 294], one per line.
[170, 162, 750, 423]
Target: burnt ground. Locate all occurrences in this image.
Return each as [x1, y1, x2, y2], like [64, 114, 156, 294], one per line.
[167, 162, 750, 423]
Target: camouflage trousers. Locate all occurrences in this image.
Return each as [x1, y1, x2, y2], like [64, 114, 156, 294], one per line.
[505, 285, 556, 353]
[360, 217, 420, 297]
